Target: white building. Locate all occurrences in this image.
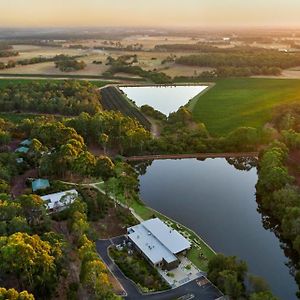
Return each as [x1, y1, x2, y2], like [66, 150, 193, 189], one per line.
[41, 189, 78, 212]
[127, 218, 191, 270]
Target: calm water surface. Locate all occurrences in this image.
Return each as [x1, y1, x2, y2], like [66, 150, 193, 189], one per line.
[120, 85, 207, 115]
[138, 158, 297, 300]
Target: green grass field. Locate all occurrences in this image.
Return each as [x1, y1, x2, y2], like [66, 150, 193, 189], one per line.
[190, 78, 300, 136]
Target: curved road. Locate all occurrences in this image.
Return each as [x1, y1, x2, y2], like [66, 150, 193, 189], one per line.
[96, 239, 223, 300]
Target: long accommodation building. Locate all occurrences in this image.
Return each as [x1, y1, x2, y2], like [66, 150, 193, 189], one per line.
[127, 218, 191, 271]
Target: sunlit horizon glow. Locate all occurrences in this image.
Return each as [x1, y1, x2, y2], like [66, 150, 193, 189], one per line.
[1, 0, 300, 28]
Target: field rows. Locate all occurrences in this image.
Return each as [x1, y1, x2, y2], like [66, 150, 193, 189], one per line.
[100, 86, 151, 130]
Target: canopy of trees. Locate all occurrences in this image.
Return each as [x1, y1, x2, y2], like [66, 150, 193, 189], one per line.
[55, 56, 86, 72]
[176, 48, 300, 76]
[207, 254, 277, 299]
[0, 80, 101, 115]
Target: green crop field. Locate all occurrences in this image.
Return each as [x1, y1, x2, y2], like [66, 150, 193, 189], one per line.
[190, 78, 300, 136]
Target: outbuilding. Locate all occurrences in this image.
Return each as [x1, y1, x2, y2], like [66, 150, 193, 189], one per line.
[41, 189, 78, 212]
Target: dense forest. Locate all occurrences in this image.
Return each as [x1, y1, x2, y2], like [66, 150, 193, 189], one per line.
[175, 48, 300, 76]
[0, 80, 101, 115]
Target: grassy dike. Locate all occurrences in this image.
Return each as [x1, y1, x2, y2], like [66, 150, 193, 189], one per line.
[95, 182, 216, 272]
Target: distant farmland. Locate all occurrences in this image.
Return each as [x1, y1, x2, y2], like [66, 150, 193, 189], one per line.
[190, 78, 300, 136]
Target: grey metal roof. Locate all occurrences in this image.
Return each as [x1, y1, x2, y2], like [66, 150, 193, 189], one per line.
[142, 218, 191, 254]
[128, 218, 191, 265]
[41, 189, 78, 210]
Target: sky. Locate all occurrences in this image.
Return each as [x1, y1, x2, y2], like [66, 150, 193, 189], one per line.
[1, 0, 300, 28]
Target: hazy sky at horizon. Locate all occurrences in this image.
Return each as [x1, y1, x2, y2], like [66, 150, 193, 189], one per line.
[1, 0, 300, 28]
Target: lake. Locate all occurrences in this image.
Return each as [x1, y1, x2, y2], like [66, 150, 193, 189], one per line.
[137, 158, 297, 299]
[119, 85, 208, 115]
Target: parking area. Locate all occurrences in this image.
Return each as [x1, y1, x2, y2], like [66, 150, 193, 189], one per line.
[96, 237, 223, 300]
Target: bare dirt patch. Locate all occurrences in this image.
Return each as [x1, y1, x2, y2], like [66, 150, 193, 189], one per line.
[91, 207, 127, 239]
[11, 168, 38, 197]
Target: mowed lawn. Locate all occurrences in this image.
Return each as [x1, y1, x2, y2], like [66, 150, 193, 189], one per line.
[191, 78, 300, 136]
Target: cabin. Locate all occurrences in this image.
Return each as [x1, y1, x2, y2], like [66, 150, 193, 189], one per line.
[127, 218, 191, 271]
[15, 146, 29, 154]
[41, 189, 78, 213]
[32, 179, 50, 192]
[20, 139, 32, 147]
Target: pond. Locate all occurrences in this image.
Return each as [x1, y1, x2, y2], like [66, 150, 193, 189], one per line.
[137, 158, 297, 300]
[119, 85, 208, 115]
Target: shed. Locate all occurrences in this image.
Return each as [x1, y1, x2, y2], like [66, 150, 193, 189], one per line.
[20, 139, 32, 147]
[15, 147, 29, 154]
[32, 179, 50, 192]
[41, 189, 78, 212]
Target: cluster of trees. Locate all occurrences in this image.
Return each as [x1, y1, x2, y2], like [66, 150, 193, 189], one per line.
[65, 111, 152, 155]
[0, 193, 66, 298]
[0, 194, 50, 235]
[176, 49, 300, 69]
[176, 49, 300, 76]
[140, 106, 274, 154]
[140, 105, 167, 121]
[0, 118, 14, 146]
[0, 153, 19, 193]
[0, 54, 84, 70]
[272, 103, 300, 149]
[0, 288, 34, 299]
[103, 55, 172, 83]
[0, 80, 101, 115]
[68, 199, 119, 299]
[256, 142, 300, 296]
[0, 50, 19, 58]
[208, 254, 277, 300]
[94, 42, 143, 51]
[105, 64, 172, 83]
[55, 56, 86, 72]
[16, 117, 118, 180]
[0, 43, 18, 58]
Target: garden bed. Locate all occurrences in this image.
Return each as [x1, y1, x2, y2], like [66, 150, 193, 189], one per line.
[109, 245, 170, 293]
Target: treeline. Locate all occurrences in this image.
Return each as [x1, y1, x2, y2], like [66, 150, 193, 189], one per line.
[255, 104, 300, 296]
[0, 50, 19, 58]
[143, 107, 275, 154]
[0, 80, 101, 115]
[104, 55, 172, 84]
[0, 193, 65, 298]
[155, 43, 227, 52]
[67, 199, 119, 299]
[55, 57, 86, 72]
[0, 193, 119, 299]
[105, 64, 172, 83]
[176, 50, 300, 76]
[256, 142, 300, 296]
[208, 254, 277, 300]
[0, 43, 18, 58]
[0, 54, 84, 71]
[65, 111, 152, 155]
